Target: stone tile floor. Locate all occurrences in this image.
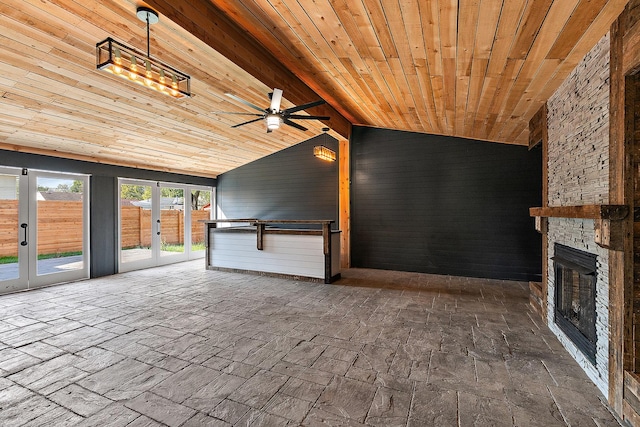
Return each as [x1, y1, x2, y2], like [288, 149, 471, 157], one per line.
[0, 260, 621, 426]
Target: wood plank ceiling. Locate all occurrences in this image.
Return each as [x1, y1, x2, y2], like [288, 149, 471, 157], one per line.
[0, 0, 630, 177]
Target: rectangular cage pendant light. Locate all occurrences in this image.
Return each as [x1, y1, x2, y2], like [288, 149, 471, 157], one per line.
[313, 145, 336, 161]
[96, 37, 191, 99]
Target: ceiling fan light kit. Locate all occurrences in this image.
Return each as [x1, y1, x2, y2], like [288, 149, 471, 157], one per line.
[96, 7, 191, 99]
[266, 114, 282, 130]
[218, 88, 330, 133]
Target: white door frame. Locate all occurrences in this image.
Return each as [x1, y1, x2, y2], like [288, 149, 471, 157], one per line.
[118, 179, 212, 272]
[28, 171, 90, 289]
[0, 168, 90, 293]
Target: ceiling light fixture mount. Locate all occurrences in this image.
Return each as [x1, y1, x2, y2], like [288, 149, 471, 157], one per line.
[314, 128, 336, 161]
[96, 6, 190, 99]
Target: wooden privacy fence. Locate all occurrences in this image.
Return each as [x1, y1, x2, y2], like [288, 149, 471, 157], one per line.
[0, 200, 83, 257]
[120, 206, 210, 249]
[0, 200, 19, 257]
[0, 201, 210, 257]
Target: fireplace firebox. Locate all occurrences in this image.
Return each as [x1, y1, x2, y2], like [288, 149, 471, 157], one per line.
[552, 243, 597, 364]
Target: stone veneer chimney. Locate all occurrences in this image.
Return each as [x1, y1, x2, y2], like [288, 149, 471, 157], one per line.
[545, 33, 610, 395]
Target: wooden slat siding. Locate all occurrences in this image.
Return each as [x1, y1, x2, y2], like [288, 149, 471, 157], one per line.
[529, 205, 629, 220]
[624, 2, 640, 73]
[455, 0, 479, 135]
[216, 134, 339, 230]
[624, 3, 640, 419]
[120, 205, 141, 249]
[625, 372, 640, 424]
[505, 0, 579, 142]
[464, 2, 500, 137]
[145, 0, 351, 139]
[350, 126, 542, 281]
[439, 0, 457, 134]
[120, 207, 209, 250]
[547, 0, 610, 60]
[0, 200, 19, 257]
[177, 0, 625, 145]
[513, 2, 629, 141]
[478, 1, 527, 140]
[528, 105, 544, 149]
[610, 6, 632, 418]
[421, 0, 445, 132]
[0, 0, 348, 178]
[208, 232, 325, 279]
[0, 0, 635, 180]
[339, 138, 350, 268]
[399, 0, 437, 132]
[190, 211, 210, 245]
[630, 74, 640, 376]
[35, 201, 83, 255]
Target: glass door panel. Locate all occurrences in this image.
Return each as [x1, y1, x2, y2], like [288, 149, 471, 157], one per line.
[159, 185, 187, 263]
[0, 168, 27, 293]
[118, 180, 212, 272]
[35, 175, 86, 277]
[0, 168, 89, 293]
[119, 180, 154, 271]
[27, 171, 89, 289]
[190, 188, 211, 257]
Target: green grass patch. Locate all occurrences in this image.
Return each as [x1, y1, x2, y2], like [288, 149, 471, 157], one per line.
[0, 256, 18, 265]
[160, 242, 206, 252]
[38, 251, 82, 260]
[192, 242, 206, 251]
[0, 251, 83, 265]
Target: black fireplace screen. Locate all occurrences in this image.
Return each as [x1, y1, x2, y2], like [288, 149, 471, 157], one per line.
[553, 243, 597, 364]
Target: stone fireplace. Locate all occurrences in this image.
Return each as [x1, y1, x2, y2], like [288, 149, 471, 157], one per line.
[546, 219, 609, 393]
[552, 243, 598, 364]
[529, 3, 640, 422]
[541, 32, 611, 395]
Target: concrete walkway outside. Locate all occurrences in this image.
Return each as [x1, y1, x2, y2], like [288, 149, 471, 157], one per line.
[0, 260, 621, 426]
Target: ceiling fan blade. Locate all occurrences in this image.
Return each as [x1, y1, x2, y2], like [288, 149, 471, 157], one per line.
[213, 111, 264, 117]
[269, 88, 283, 112]
[285, 114, 330, 120]
[283, 119, 308, 132]
[282, 99, 325, 114]
[225, 93, 266, 113]
[231, 117, 264, 128]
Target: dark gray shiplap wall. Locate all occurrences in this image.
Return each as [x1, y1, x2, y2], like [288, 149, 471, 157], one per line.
[217, 134, 339, 228]
[350, 126, 542, 281]
[0, 150, 215, 277]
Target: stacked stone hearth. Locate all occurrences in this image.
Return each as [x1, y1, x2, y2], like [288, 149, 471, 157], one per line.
[545, 33, 610, 395]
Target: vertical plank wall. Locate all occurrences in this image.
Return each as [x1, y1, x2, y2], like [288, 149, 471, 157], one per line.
[350, 126, 542, 281]
[216, 134, 339, 227]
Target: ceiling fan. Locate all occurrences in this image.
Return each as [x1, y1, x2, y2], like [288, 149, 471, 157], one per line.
[216, 88, 330, 132]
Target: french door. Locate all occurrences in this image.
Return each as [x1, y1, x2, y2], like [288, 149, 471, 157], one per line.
[118, 179, 211, 272]
[0, 167, 89, 294]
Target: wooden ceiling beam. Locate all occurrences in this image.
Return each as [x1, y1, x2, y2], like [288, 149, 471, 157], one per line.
[144, 0, 352, 140]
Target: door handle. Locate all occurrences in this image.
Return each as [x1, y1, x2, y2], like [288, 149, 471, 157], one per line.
[20, 223, 28, 246]
[157, 219, 161, 235]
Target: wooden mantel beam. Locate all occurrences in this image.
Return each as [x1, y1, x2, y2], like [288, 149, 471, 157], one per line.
[144, 0, 352, 140]
[529, 205, 629, 221]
